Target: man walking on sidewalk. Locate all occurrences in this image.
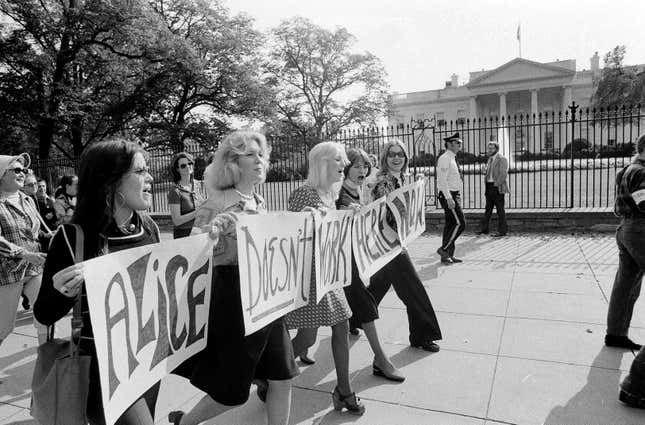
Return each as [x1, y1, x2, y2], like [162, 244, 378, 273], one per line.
[478, 141, 509, 237]
[610, 134, 645, 409]
[436, 132, 465, 264]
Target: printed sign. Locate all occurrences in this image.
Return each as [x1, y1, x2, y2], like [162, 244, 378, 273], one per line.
[351, 197, 402, 284]
[83, 234, 214, 425]
[387, 179, 426, 247]
[313, 210, 353, 302]
[236, 212, 314, 335]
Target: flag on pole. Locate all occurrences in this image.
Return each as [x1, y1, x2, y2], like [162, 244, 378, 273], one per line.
[516, 23, 521, 41]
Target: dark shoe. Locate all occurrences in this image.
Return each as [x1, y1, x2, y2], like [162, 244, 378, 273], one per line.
[255, 379, 268, 403]
[373, 364, 405, 382]
[450, 257, 463, 263]
[298, 354, 316, 365]
[349, 327, 360, 336]
[410, 338, 441, 352]
[168, 411, 184, 425]
[21, 294, 30, 310]
[620, 389, 645, 409]
[605, 334, 642, 350]
[492, 232, 507, 237]
[332, 387, 366, 415]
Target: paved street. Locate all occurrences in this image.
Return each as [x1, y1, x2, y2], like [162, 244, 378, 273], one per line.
[2, 232, 645, 425]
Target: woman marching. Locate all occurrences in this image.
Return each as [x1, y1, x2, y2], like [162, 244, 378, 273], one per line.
[336, 147, 405, 382]
[286, 141, 365, 415]
[0, 153, 48, 346]
[167, 152, 204, 239]
[370, 139, 443, 352]
[34, 139, 161, 425]
[169, 131, 297, 425]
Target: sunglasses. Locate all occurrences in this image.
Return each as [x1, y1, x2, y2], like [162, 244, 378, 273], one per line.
[387, 151, 406, 158]
[9, 167, 28, 175]
[178, 162, 194, 169]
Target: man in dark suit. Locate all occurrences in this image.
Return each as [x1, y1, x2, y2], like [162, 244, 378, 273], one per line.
[478, 141, 509, 237]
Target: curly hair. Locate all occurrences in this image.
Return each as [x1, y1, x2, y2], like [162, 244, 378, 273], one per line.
[203, 131, 271, 194]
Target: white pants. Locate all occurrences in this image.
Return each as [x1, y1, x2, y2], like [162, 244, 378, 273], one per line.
[0, 275, 47, 342]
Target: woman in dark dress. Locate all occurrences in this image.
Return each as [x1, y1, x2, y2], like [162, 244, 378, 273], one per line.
[370, 139, 443, 352]
[336, 147, 404, 382]
[167, 152, 204, 239]
[169, 131, 297, 425]
[34, 139, 161, 425]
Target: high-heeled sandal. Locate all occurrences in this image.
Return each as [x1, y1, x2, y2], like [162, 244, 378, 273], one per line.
[298, 354, 316, 365]
[332, 386, 365, 415]
[168, 410, 184, 425]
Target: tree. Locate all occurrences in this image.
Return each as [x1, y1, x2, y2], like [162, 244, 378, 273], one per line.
[0, 0, 165, 159]
[267, 17, 390, 146]
[129, 0, 274, 152]
[591, 45, 645, 112]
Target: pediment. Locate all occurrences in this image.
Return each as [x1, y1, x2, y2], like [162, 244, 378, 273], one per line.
[468, 58, 575, 88]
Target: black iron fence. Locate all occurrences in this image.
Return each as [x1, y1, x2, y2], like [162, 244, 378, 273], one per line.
[32, 103, 643, 212]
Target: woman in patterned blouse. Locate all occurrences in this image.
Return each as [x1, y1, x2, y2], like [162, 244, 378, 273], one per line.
[0, 153, 47, 346]
[370, 139, 443, 352]
[285, 142, 365, 415]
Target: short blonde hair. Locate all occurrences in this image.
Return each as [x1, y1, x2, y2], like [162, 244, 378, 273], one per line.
[379, 139, 408, 175]
[306, 141, 348, 189]
[204, 131, 271, 193]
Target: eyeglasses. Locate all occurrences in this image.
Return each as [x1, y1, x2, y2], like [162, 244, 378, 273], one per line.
[178, 162, 194, 169]
[387, 151, 406, 158]
[9, 167, 28, 175]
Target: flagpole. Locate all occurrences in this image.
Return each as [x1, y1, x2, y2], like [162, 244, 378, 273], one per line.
[517, 22, 522, 58]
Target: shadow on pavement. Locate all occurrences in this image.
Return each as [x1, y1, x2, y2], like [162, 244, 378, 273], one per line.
[0, 346, 37, 407]
[543, 347, 644, 425]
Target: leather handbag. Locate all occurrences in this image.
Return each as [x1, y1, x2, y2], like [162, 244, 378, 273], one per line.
[31, 224, 91, 425]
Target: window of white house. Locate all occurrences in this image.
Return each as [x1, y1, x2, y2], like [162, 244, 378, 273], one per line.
[436, 112, 446, 127]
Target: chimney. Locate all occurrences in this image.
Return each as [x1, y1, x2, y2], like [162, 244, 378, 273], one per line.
[451, 73, 459, 87]
[591, 51, 600, 73]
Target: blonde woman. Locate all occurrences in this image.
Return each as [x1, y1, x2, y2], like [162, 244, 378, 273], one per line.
[285, 142, 365, 416]
[170, 131, 297, 425]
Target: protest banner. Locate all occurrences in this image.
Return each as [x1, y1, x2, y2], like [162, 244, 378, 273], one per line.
[236, 212, 314, 335]
[387, 179, 426, 247]
[313, 210, 353, 303]
[351, 197, 402, 284]
[83, 233, 214, 425]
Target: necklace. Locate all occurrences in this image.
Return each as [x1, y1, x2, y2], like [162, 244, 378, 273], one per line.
[235, 189, 254, 201]
[116, 212, 135, 234]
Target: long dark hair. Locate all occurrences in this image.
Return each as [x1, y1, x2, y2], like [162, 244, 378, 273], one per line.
[72, 139, 147, 258]
[57, 175, 77, 197]
[170, 152, 194, 183]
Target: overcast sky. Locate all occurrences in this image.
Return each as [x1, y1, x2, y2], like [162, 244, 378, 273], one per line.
[224, 0, 645, 94]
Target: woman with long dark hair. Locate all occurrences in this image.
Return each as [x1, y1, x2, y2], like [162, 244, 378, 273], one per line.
[34, 139, 161, 425]
[370, 139, 443, 352]
[167, 152, 204, 239]
[54, 174, 78, 225]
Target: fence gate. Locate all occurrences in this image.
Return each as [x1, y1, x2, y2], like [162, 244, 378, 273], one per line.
[410, 120, 439, 209]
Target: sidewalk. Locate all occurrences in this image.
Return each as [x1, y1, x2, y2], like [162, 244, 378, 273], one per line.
[2, 232, 645, 425]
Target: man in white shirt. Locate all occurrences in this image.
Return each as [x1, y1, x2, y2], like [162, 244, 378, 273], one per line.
[436, 132, 466, 264]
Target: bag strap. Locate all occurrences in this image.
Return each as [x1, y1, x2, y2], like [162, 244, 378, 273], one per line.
[60, 224, 85, 354]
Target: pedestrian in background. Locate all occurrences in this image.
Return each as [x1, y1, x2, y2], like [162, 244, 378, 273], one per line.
[168, 152, 204, 239]
[54, 174, 78, 225]
[478, 141, 509, 237]
[0, 153, 47, 346]
[436, 132, 465, 264]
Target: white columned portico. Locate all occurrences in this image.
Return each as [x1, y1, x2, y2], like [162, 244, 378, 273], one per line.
[530, 89, 538, 118]
[562, 86, 573, 114]
[469, 96, 477, 119]
[499, 92, 507, 122]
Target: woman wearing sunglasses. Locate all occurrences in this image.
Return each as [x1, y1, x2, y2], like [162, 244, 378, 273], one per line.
[168, 152, 204, 239]
[0, 153, 47, 346]
[369, 140, 443, 352]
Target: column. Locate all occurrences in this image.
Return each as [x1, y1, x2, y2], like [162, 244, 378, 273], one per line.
[499, 92, 507, 122]
[530, 89, 538, 118]
[562, 86, 572, 114]
[469, 96, 477, 119]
